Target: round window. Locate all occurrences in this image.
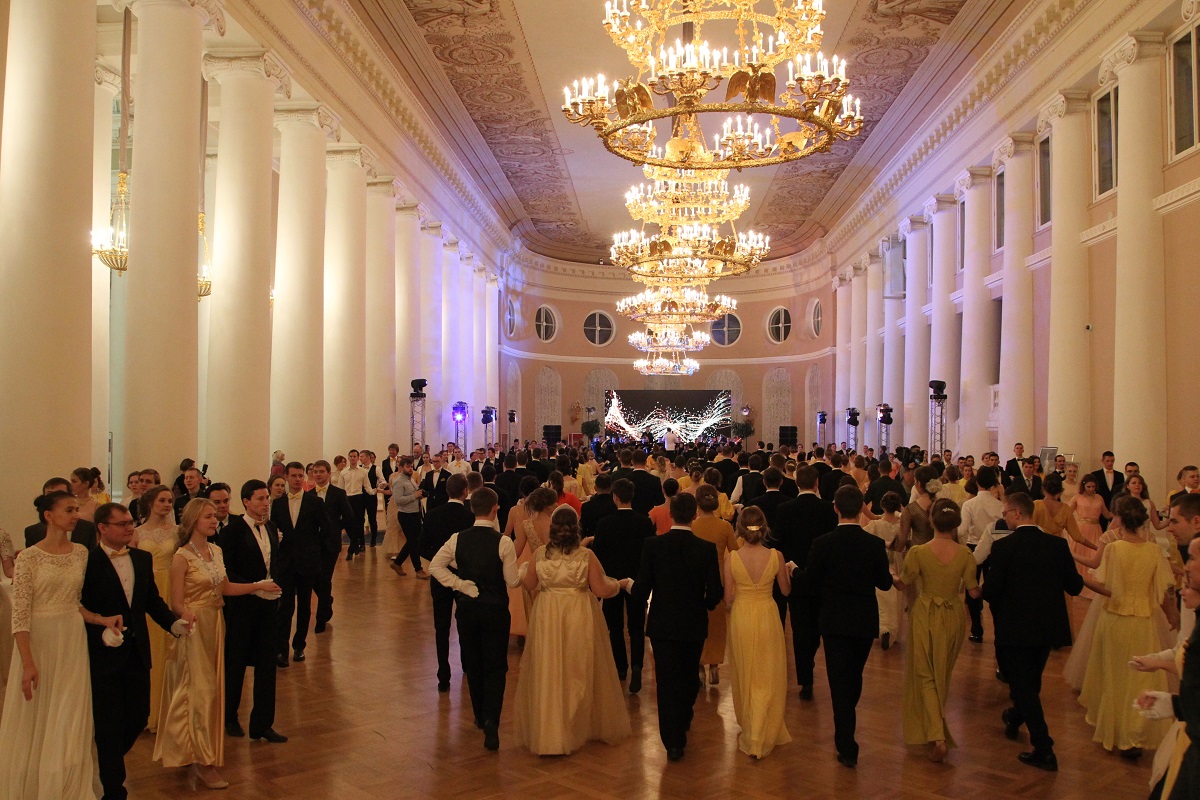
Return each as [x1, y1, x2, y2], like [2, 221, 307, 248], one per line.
[767, 307, 792, 343]
[711, 313, 741, 347]
[583, 311, 614, 346]
[534, 305, 557, 342]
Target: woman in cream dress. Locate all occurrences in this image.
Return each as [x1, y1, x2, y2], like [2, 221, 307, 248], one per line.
[134, 484, 179, 732]
[865, 491, 905, 650]
[0, 526, 14, 721]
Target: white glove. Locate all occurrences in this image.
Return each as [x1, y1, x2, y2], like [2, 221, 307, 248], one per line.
[170, 619, 193, 637]
[1135, 691, 1175, 720]
[785, 561, 799, 576]
[618, 577, 634, 593]
[101, 627, 125, 647]
[457, 580, 480, 599]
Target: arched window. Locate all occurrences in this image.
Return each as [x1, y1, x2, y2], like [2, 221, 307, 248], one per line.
[710, 313, 741, 346]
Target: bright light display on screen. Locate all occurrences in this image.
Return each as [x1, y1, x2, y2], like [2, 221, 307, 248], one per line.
[604, 390, 731, 442]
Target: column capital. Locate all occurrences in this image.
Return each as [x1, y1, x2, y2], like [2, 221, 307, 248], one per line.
[95, 61, 121, 95]
[856, 251, 880, 273]
[326, 143, 365, 169]
[203, 49, 291, 97]
[116, 0, 227, 36]
[1036, 90, 1090, 134]
[898, 215, 928, 237]
[922, 194, 956, 222]
[955, 166, 991, 199]
[368, 175, 401, 197]
[1186, 0, 1199, 25]
[421, 217, 442, 236]
[274, 101, 340, 141]
[486, 273, 500, 288]
[443, 236, 460, 252]
[992, 133, 1035, 169]
[396, 201, 421, 217]
[1099, 31, 1166, 87]
[832, 269, 852, 289]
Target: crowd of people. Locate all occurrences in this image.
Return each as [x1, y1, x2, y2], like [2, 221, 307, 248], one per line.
[0, 434, 1197, 798]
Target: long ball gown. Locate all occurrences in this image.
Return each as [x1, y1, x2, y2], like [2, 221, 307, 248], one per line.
[153, 546, 227, 768]
[865, 517, 903, 640]
[0, 545, 97, 799]
[0, 527, 15, 722]
[135, 522, 177, 732]
[513, 546, 630, 755]
[726, 549, 791, 758]
[1070, 493, 1106, 593]
[692, 515, 740, 668]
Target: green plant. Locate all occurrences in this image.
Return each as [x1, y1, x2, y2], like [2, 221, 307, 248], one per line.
[731, 420, 755, 439]
[581, 419, 602, 440]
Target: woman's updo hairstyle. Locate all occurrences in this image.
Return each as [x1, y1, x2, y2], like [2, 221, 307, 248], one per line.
[1114, 494, 1149, 532]
[547, 506, 581, 555]
[930, 498, 962, 533]
[35, 490, 75, 525]
[695, 484, 720, 513]
[525, 486, 559, 514]
[736, 505, 769, 545]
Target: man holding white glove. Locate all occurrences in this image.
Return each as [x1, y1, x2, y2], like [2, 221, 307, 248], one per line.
[83, 502, 192, 800]
[428, 488, 520, 751]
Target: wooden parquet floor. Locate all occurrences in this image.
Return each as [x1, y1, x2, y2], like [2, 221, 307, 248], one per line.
[122, 548, 1157, 799]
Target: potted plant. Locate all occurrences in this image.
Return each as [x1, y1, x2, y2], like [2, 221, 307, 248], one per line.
[731, 420, 755, 440]
[581, 419, 602, 441]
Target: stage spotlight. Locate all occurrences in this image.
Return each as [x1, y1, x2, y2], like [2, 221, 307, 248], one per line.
[452, 400, 468, 423]
[741, 404, 752, 417]
[928, 379, 947, 399]
[507, 410, 517, 423]
[481, 407, 495, 425]
[846, 408, 860, 427]
[410, 378, 428, 398]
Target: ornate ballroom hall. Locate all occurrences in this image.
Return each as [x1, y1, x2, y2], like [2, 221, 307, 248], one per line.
[1, 0, 1198, 796]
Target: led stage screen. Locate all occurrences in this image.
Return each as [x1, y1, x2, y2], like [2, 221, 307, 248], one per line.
[603, 389, 732, 442]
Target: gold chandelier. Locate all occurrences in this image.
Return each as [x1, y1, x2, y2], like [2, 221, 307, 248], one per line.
[629, 325, 711, 352]
[562, 0, 864, 171]
[634, 350, 701, 376]
[617, 285, 735, 325]
[612, 223, 768, 285]
[626, 164, 749, 228]
[93, 172, 130, 274]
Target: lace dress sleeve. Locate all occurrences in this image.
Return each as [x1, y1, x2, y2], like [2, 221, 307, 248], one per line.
[0, 527, 14, 560]
[11, 548, 35, 633]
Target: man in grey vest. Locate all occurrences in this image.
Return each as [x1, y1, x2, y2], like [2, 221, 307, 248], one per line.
[428, 487, 519, 750]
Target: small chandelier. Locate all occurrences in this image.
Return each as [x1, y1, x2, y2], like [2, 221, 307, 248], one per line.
[626, 164, 749, 228]
[629, 325, 711, 352]
[561, 0, 864, 171]
[617, 285, 735, 325]
[93, 172, 130, 274]
[612, 224, 768, 285]
[635, 349, 701, 376]
[197, 212, 213, 302]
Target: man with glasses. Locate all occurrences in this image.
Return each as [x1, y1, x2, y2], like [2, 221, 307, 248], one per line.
[983, 492, 1084, 772]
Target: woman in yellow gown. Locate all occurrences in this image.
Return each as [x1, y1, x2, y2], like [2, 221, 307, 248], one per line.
[133, 484, 178, 732]
[154, 499, 280, 790]
[693, 485, 740, 686]
[895, 499, 980, 762]
[724, 506, 791, 758]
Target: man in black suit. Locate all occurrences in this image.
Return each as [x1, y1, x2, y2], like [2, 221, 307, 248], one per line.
[983, 491, 1084, 772]
[818, 451, 849, 502]
[712, 446, 740, 495]
[421, 473, 475, 691]
[1009, 459, 1044, 500]
[628, 492, 722, 761]
[769, 453, 800, 498]
[610, 448, 635, 483]
[480, 464, 513, 533]
[526, 447, 550, 483]
[83, 502, 188, 800]
[25, 476, 97, 548]
[419, 452, 451, 511]
[592, 477, 656, 692]
[771, 465, 838, 699]
[428, 487, 520, 750]
[308, 460, 354, 632]
[1090, 451, 1124, 521]
[580, 473, 618, 538]
[626, 450, 665, 515]
[495, 454, 523, 500]
[1004, 443, 1026, 483]
[380, 443, 401, 489]
[731, 453, 766, 506]
[749, 467, 790, 532]
[864, 458, 906, 515]
[271, 462, 333, 665]
[173, 466, 208, 522]
[803, 485, 893, 768]
[219, 480, 287, 743]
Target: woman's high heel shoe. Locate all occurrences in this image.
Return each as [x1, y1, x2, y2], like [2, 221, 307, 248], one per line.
[188, 764, 229, 790]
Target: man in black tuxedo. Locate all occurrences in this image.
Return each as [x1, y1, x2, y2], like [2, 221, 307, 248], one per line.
[480, 464, 513, 533]
[818, 451, 848, 502]
[580, 473, 618, 538]
[1090, 451, 1124, 521]
[712, 445, 740, 495]
[271, 462, 333, 665]
[421, 473, 474, 691]
[731, 453, 766, 506]
[864, 458, 906, 515]
[495, 454, 523, 500]
[629, 492, 722, 761]
[768, 453, 800, 498]
[749, 467, 790, 532]
[984, 491, 1084, 771]
[25, 476, 97, 548]
[770, 465, 838, 698]
[380, 443, 401, 489]
[628, 450, 665, 515]
[1009, 459, 1044, 500]
[591, 477, 655, 692]
[1004, 443, 1026, 483]
[83, 503, 188, 800]
[803, 485, 893, 768]
[428, 488, 520, 750]
[219, 480, 287, 743]
[420, 452, 451, 511]
[308, 460, 354, 633]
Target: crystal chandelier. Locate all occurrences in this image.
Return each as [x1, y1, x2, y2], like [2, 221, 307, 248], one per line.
[629, 325, 711, 352]
[634, 349, 701, 376]
[562, 0, 864, 171]
[197, 212, 213, 302]
[617, 285, 735, 325]
[93, 172, 130, 274]
[626, 164, 749, 228]
[612, 224, 768, 285]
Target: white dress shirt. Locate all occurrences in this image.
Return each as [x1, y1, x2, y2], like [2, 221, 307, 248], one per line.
[960, 491, 1004, 546]
[341, 466, 370, 496]
[101, 542, 134, 606]
[428, 525, 520, 594]
[245, 515, 275, 599]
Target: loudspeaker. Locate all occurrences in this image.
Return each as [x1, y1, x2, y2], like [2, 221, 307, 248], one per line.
[778, 426, 799, 448]
[543, 425, 563, 446]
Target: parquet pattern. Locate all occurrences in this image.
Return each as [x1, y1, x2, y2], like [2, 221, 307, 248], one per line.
[120, 548, 1155, 799]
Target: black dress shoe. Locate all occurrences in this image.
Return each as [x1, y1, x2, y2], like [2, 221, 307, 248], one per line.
[995, 669, 1008, 683]
[225, 720, 245, 738]
[292, 649, 305, 662]
[345, 551, 354, 561]
[251, 728, 288, 743]
[969, 633, 983, 643]
[629, 668, 642, 694]
[666, 747, 685, 762]
[799, 685, 814, 701]
[437, 681, 450, 693]
[618, 670, 627, 681]
[1001, 708, 1020, 741]
[483, 721, 499, 751]
[1018, 750, 1057, 771]
[474, 717, 484, 730]
[1119, 747, 1143, 760]
[276, 654, 290, 669]
[314, 621, 327, 634]
[836, 753, 858, 769]
[880, 632, 891, 651]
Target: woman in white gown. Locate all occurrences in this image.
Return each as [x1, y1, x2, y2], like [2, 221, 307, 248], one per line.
[0, 491, 122, 800]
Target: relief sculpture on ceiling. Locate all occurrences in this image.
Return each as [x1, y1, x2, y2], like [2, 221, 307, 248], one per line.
[873, 0, 968, 25]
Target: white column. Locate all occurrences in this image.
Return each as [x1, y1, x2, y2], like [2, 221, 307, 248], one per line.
[881, 234, 905, 436]
[418, 220, 444, 447]
[394, 201, 422, 449]
[0, 0, 95, 533]
[472, 261, 488, 446]
[323, 144, 368, 455]
[833, 273, 851, 444]
[1039, 92, 1093, 462]
[956, 167, 998, 460]
[270, 103, 335, 463]
[441, 235, 461, 446]
[485, 275, 500, 412]
[849, 260, 868, 428]
[93, 64, 120, 478]
[120, 0, 215, 482]
[994, 135, 1037, 454]
[1102, 32, 1167, 489]
[864, 250, 884, 449]
[203, 50, 285, 485]
[366, 176, 399, 449]
[927, 193, 960, 453]
[900, 216, 930, 447]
